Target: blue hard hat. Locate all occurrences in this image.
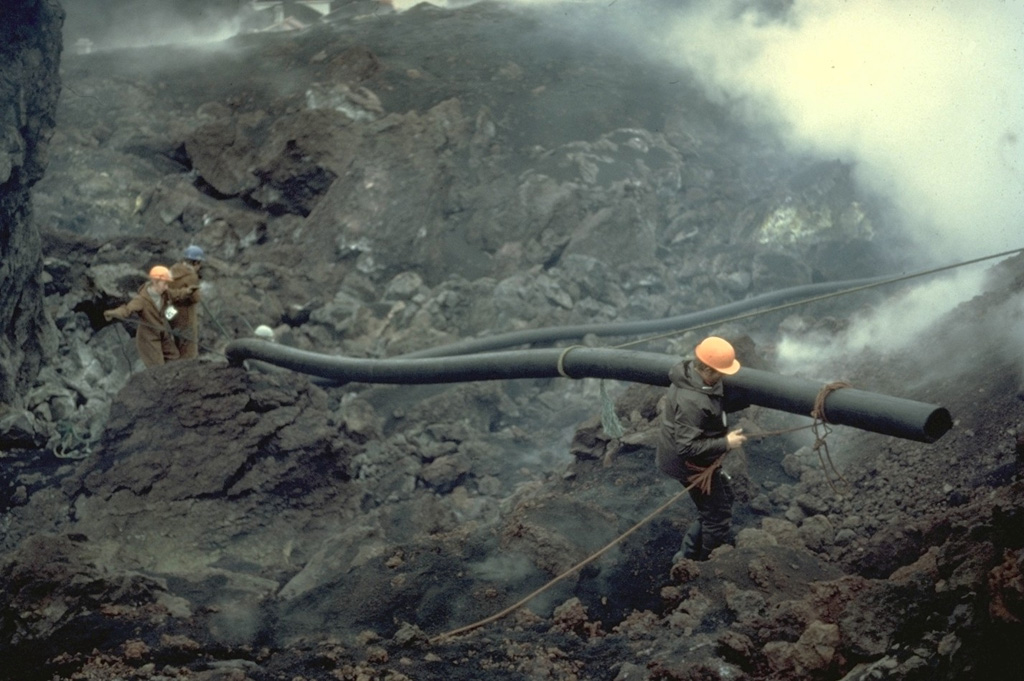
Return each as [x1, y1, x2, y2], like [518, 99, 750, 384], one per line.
[183, 245, 205, 261]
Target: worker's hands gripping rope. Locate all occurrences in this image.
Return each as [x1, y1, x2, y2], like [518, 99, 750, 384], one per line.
[686, 428, 746, 495]
[726, 427, 747, 450]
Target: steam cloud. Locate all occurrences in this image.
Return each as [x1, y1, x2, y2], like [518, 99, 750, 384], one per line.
[649, 0, 1024, 380]
[395, 1, 1024, 261]
[659, 0, 1024, 264]
[63, 0, 244, 49]
[773, 268, 988, 379]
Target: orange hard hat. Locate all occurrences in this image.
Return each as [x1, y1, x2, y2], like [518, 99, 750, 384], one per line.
[695, 336, 741, 375]
[149, 265, 173, 282]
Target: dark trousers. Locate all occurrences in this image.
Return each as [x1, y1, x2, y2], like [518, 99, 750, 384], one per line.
[682, 469, 734, 560]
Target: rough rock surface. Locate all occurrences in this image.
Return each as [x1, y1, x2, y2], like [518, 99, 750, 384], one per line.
[0, 0, 62, 407]
[1, 2, 1022, 680]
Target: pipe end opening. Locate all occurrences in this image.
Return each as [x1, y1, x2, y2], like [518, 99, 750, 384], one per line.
[923, 407, 953, 443]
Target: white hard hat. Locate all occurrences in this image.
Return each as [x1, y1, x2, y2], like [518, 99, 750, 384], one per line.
[254, 325, 275, 339]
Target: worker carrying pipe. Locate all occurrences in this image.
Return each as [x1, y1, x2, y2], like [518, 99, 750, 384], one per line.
[224, 337, 952, 444]
[657, 336, 747, 562]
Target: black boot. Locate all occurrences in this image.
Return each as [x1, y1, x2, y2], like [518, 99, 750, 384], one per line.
[673, 520, 703, 562]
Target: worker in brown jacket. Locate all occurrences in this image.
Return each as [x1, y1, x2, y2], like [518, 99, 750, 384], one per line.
[656, 336, 747, 561]
[103, 265, 180, 367]
[167, 245, 204, 359]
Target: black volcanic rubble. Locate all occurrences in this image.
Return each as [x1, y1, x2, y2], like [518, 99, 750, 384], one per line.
[1, 2, 1022, 680]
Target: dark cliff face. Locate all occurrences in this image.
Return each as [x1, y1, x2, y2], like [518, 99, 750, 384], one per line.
[0, 0, 63, 406]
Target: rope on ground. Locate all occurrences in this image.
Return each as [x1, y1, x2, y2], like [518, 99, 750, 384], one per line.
[460, 381, 849, 646]
[431, 378, 853, 643]
[429, 480, 700, 644]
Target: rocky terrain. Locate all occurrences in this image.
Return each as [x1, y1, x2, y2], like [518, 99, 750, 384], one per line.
[1, 1, 1022, 680]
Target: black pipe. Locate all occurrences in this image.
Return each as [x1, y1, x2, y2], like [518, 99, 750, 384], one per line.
[225, 339, 952, 443]
[722, 368, 953, 444]
[398, 275, 893, 357]
[303, 275, 895, 388]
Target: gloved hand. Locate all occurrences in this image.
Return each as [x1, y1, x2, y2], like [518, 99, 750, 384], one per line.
[103, 310, 116, 321]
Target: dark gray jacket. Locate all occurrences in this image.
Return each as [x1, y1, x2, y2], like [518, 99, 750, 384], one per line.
[656, 360, 730, 480]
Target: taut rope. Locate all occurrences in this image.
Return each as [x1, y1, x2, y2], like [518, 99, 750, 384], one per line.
[431, 382, 848, 643]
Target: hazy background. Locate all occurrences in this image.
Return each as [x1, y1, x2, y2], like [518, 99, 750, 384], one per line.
[61, 0, 249, 48]
[62, 0, 1023, 260]
[646, 0, 1023, 375]
[659, 0, 1023, 265]
[56, 0, 1024, 377]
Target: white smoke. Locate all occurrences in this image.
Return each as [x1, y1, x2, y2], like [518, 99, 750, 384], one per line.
[388, 1, 1024, 263]
[658, 0, 1024, 264]
[774, 267, 988, 379]
[647, 1, 1024, 380]
[63, 0, 247, 50]
[389, 0, 591, 9]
